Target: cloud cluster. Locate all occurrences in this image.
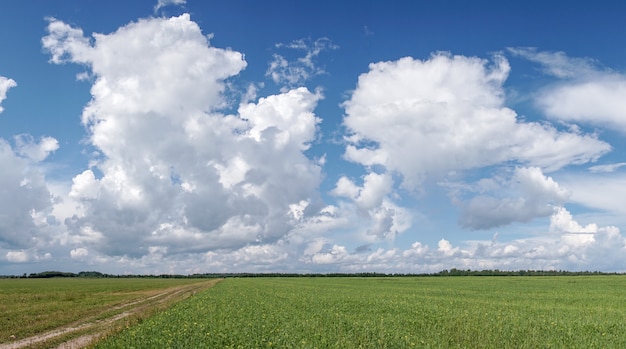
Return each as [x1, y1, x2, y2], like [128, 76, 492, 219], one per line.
[340, 53, 609, 230]
[343, 53, 609, 188]
[0, 77, 58, 259]
[43, 14, 329, 258]
[0, 138, 57, 249]
[4, 10, 626, 274]
[298, 207, 626, 273]
[507, 48, 626, 224]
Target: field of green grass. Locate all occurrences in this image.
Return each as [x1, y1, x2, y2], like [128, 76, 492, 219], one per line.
[94, 276, 626, 348]
[0, 278, 212, 347]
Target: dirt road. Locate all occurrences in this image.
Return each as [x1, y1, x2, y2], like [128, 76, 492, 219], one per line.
[1, 279, 221, 349]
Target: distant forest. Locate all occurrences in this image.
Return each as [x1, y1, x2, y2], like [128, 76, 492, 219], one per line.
[1, 268, 623, 279]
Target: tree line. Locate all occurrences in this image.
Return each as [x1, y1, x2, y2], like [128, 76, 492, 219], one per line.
[0, 269, 623, 279]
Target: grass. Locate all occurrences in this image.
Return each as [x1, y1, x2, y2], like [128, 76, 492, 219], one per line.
[0, 277, 211, 344]
[94, 276, 626, 348]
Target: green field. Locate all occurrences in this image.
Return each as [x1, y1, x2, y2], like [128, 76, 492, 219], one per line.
[0, 277, 213, 347]
[93, 276, 626, 348]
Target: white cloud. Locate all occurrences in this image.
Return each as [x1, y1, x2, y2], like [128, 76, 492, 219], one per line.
[342, 53, 609, 191]
[437, 239, 461, 257]
[42, 18, 91, 65]
[550, 207, 596, 247]
[45, 14, 329, 259]
[70, 247, 89, 259]
[332, 176, 360, 199]
[17, 13, 623, 274]
[333, 172, 392, 210]
[311, 244, 350, 264]
[559, 172, 626, 216]
[69, 170, 100, 200]
[6, 251, 29, 263]
[457, 167, 570, 229]
[557, 170, 626, 243]
[5, 249, 51, 263]
[340, 52, 609, 234]
[299, 207, 626, 273]
[366, 202, 411, 240]
[154, 0, 186, 12]
[588, 162, 626, 173]
[508, 47, 598, 78]
[239, 87, 322, 150]
[332, 172, 411, 240]
[0, 75, 59, 254]
[538, 79, 626, 130]
[0, 76, 17, 113]
[267, 37, 338, 88]
[14, 134, 59, 162]
[58, 219, 624, 272]
[512, 48, 626, 132]
[0, 139, 57, 250]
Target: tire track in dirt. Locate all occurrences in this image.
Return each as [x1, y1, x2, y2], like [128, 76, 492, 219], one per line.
[1, 279, 221, 349]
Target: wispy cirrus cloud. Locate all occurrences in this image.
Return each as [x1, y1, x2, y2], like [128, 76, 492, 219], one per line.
[267, 37, 338, 88]
[508, 47, 599, 78]
[154, 0, 185, 13]
[511, 47, 626, 132]
[588, 162, 626, 173]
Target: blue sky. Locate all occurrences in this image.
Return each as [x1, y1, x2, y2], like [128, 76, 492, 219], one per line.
[1, 0, 626, 275]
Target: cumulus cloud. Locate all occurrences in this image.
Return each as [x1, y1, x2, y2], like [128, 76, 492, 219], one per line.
[333, 172, 392, 210]
[339, 52, 612, 233]
[69, 170, 100, 200]
[42, 18, 91, 65]
[47, 204, 626, 274]
[332, 172, 411, 240]
[550, 207, 624, 266]
[0, 76, 16, 113]
[239, 87, 322, 150]
[300, 207, 626, 273]
[5, 250, 51, 263]
[511, 48, 626, 132]
[44, 14, 330, 259]
[0, 79, 58, 252]
[14, 134, 59, 162]
[267, 37, 338, 88]
[70, 247, 89, 259]
[6, 251, 29, 263]
[342, 53, 610, 190]
[457, 167, 570, 230]
[0, 140, 57, 249]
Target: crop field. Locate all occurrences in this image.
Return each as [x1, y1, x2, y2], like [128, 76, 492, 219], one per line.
[94, 276, 626, 348]
[0, 278, 216, 348]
